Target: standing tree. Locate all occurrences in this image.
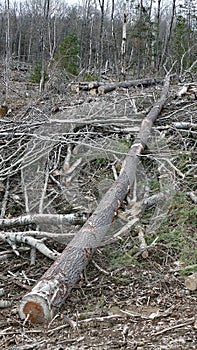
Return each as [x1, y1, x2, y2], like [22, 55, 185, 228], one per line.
[111, 0, 119, 77]
[98, 0, 104, 79]
[159, 0, 176, 70]
[121, 0, 127, 79]
[40, 0, 50, 93]
[4, 0, 10, 98]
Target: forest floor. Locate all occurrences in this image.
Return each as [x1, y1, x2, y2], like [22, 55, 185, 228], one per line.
[0, 65, 196, 349]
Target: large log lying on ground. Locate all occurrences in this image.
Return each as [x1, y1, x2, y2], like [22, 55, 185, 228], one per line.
[19, 76, 170, 323]
[70, 77, 163, 94]
[118, 77, 163, 89]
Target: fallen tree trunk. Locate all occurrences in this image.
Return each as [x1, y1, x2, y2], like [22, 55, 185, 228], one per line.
[19, 76, 170, 323]
[118, 77, 163, 89]
[70, 77, 163, 94]
[96, 78, 163, 94]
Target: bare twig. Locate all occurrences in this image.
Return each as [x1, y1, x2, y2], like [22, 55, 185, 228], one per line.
[91, 259, 110, 275]
[151, 318, 195, 336]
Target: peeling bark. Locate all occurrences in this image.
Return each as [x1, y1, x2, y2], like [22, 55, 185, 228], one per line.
[0, 213, 86, 228]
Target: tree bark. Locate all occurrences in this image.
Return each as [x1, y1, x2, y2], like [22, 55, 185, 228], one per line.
[0, 213, 86, 228]
[71, 78, 163, 94]
[118, 78, 163, 89]
[98, 0, 105, 80]
[111, 0, 119, 77]
[121, 1, 127, 79]
[39, 0, 50, 93]
[5, 0, 11, 98]
[19, 76, 170, 324]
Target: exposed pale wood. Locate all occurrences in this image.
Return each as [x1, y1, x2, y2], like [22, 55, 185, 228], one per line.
[177, 83, 197, 98]
[173, 122, 197, 130]
[185, 272, 197, 291]
[70, 84, 79, 93]
[88, 81, 104, 89]
[19, 76, 170, 324]
[89, 88, 97, 96]
[137, 226, 149, 258]
[187, 191, 197, 204]
[177, 85, 189, 97]
[98, 84, 116, 94]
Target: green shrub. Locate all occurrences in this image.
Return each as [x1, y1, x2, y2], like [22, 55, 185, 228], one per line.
[84, 74, 98, 81]
[56, 33, 80, 75]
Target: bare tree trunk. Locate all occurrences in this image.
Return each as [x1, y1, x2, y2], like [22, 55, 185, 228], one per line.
[27, 18, 33, 62]
[17, 3, 22, 61]
[39, 0, 50, 93]
[145, 0, 154, 71]
[98, 0, 104, 79]
[5, 0, 10, 98]
[121, 1, 127, 79]
[111, 0, 119, 77]
[137, 0, 143, 78]
[48, 16, 57, 61]
[159, 0, 176, 70]
[19, 76, 170, 324]
[88, 16, 94, 71]
[155, 0, 161, 70]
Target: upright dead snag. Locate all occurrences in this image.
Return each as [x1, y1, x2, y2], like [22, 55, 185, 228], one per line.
[121, 1, 127, 79]
[19, 77, 170, 323]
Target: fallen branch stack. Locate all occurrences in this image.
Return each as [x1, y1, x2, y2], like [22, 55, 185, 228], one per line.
[19, 76, 170, 323]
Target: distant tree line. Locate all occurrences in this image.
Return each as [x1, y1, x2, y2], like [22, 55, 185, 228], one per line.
[0, 0, 196, 80]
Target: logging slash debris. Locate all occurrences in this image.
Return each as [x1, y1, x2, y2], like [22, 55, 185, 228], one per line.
[19, 77, 170, 323]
